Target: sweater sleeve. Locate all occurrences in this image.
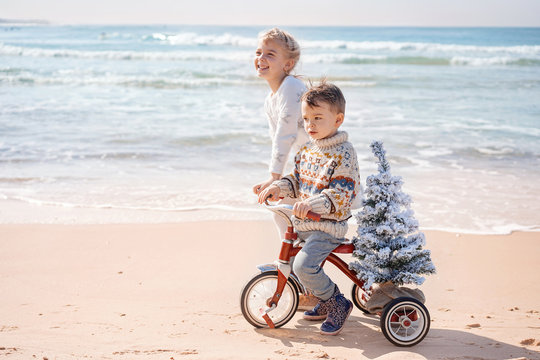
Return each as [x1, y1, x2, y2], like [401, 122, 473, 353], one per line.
[269, 77, 306, 175]
[272, 150, 301, 199]
[306, 143, 361, 216]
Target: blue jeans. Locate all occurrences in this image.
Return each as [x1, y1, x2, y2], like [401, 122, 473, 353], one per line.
[292, 231, 346, 301]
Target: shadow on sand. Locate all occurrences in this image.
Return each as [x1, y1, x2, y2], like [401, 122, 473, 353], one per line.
[256, 314, 540, 359]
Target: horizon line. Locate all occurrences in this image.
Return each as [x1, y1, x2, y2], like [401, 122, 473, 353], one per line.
[1, 19, 540, 28]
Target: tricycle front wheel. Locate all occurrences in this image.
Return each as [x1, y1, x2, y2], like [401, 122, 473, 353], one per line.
[240, 271, 299, 328]
[351, 284, 371, 314]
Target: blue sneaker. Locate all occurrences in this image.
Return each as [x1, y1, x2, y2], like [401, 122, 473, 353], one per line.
[302, 298, 329, 321]
[320, 287, 353, 335]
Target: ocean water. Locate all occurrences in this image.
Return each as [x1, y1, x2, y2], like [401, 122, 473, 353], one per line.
[1, 25, 539, 234]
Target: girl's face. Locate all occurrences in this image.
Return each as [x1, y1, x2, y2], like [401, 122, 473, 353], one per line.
[254, 39, 295, 83]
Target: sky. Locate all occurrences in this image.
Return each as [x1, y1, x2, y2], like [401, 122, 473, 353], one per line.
[2, 0, 540, 27]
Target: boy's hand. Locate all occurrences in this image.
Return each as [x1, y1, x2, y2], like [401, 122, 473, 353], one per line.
[293, 201, 312, 219]
[258, 185, 280, 204]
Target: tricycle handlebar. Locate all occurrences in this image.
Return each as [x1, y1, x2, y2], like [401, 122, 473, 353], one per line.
[263, 200, 321, 223]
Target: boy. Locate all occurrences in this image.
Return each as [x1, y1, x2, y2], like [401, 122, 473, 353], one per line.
[258, 81, 361, 335]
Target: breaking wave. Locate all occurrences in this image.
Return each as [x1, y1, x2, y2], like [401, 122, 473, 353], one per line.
[0, 43, 251, 62]
[145, 31, 540, 57]
[2, 42, 538, 67]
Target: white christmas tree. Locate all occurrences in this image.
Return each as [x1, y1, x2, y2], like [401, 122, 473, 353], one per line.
[349, 141, 435, 291]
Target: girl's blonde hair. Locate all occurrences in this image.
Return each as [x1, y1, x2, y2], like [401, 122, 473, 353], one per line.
[258, 28, 301, 73]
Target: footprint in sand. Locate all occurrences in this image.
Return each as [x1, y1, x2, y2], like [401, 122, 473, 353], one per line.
[519, 338, 535, 346]
[275, 348, 334, 359]
[0, 348, 18, 355]
[168, 332, 188, 338]
[180, 349, 198, 355]
[274, 349, 302, 357]
[0, 326, 18, 332]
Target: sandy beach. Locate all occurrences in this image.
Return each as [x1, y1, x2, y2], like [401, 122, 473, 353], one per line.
[0, 222, 539, 360]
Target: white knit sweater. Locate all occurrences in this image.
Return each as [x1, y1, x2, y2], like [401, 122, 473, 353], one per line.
[265, 75, 309, 175]
[274, 131, 361, 238]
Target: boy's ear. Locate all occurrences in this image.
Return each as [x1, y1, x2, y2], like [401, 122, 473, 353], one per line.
[335, 113, 344, 127]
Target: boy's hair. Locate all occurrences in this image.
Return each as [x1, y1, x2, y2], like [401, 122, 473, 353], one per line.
[258, 28, 300, 73]
[302, 80, 346, 114]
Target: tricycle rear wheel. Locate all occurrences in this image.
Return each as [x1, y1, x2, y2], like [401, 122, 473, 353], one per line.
[380, 297, 430, 346]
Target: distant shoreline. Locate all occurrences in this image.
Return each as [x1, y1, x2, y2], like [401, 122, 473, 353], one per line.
[0, 18, 49, 25]
[0, 20, 538, 28]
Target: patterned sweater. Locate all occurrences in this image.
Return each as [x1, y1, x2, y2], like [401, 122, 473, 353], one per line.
[274, 131, 361, 238]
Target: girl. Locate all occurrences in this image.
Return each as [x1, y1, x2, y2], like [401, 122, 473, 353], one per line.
[252, 28, 315, 310]
[252, 28, 309, 236]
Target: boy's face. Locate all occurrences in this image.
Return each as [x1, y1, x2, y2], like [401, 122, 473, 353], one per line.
[302, 101, 344, 140]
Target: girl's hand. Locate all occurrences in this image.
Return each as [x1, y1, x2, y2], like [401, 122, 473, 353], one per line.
[293, 201, 312, 219]
[258, 185, 280, 204]
[252, 173, 281, 195]
[252, 178, 272, 195]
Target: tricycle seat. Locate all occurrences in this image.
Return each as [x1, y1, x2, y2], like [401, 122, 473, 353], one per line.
[333, 243, 355, 254]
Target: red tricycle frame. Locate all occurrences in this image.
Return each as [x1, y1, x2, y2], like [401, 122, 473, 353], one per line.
[239, 202, 430, 347]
